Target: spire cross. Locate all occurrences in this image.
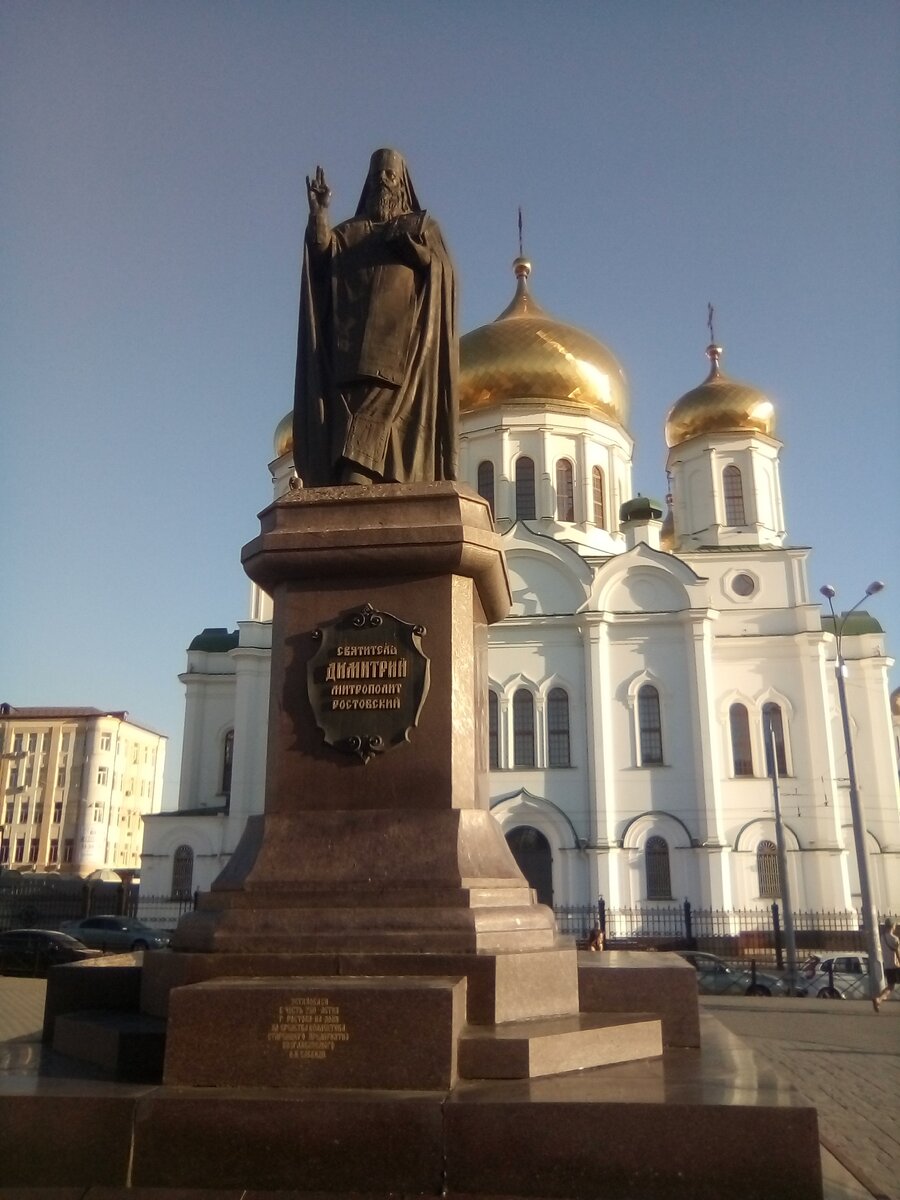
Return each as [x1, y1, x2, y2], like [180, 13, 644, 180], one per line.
[707, 303, 716, 345]
[518, 206, 524, 259]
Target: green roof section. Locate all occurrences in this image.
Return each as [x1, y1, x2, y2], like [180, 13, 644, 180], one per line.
[188, 627, 240, 653]
[821, 611, 884, 637]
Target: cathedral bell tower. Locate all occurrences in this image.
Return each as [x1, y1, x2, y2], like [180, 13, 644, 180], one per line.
[664, 343, 786, 551]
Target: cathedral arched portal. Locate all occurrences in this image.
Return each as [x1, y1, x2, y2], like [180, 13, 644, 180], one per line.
[505, 825, 553, 907]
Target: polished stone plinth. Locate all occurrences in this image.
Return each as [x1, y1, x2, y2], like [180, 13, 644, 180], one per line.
[164, 975, 465, 1090]
[578, 949, 701, 1047]
[0, 1018, 821, 1198]
[141, 944, 581, 1026]
[173, 483, 557, 958]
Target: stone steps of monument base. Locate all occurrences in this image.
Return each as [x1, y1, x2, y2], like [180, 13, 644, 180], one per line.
[458, 1011, 662, 1079]
[52, 1010, 167, 1083]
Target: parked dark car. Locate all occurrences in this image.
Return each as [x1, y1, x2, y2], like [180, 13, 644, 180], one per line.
[61, 915, 170, 952]
[0, 928, 103, 976]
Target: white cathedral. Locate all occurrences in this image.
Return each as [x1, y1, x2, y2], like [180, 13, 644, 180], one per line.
[141, 259, 900, 919]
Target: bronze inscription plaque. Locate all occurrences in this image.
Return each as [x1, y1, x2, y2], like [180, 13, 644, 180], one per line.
[308, 603, 429, 761]
[266, 995, 350, 1061]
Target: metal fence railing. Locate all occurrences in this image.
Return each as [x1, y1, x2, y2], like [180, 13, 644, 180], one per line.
[0, 878, 196, 934]
[554, 899, 867, 965]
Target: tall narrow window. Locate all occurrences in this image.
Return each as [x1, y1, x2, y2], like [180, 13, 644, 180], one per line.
[477, 460, 495, 517]
[592, 466, 606, 527]
[488, 691, 499, 769]
[547, 688, 571, 767]
[221, 730, 234, 796]
[723, 465, 746, 525]
[637, 685, 663, 765]
[555, 460, 574, 522]
[512, 689, 535, 767]
[762, 703, 787, 775]
[171, 844, 194, 899]
[515, 457, 536, 521]
[729, 704, 753, 776]
[757, 839, 780, 898]
[645, 836, 672, 899]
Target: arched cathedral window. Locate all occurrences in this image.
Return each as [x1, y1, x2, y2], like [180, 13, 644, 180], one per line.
[723, 465, 746, 526]
[477, 460, 495, 517]
[513, 688, 536, 767]
[757, 839, 780, 898]
[488, 690, 499, 769]
[555, 460, 574, 522]
[515, 457, 536, 521]
[729, 704, 754, 776]
[221, 729, 234, 797]
[171, 844, 194, 900]
[637, 685, 663, 765]
[547, 687, 571, 767]
[762, 703, 788, 776]
[592, 466, 606, 528]
[645, 836, 672, 900]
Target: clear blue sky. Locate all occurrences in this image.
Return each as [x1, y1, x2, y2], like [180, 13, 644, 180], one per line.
[3, 1, 898, 806]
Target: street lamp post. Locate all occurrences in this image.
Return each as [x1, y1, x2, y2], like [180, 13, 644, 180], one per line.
[819, 581, 886, 1008]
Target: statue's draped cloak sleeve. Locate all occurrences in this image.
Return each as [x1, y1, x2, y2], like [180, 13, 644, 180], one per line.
[292, 211, 458, 487]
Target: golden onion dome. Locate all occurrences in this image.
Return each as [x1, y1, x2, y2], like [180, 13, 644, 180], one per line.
[274, 410, 293, 458]
[459, 259, 629, 427]
[665, 345, 776, 449]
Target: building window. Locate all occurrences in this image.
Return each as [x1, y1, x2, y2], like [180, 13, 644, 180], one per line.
[512, 689, 536, 768]
[515, 457, 536, 521]
[488, 691, 499, 769]
[3, 802, 13, 824]
[729, 704, 754, 776]
[592, 466, 606, 528]
[762, 703, 788, 776]
[14, 838, 25, 863]
[547, 688, 571, 767]
[171, 844, 194, 899]
[92, 802, 104, 823]
[97, 766, 109, 786]
[505, 826, 553, 907]
[0, 840, 8, 864]
[56, 764, 67, 787]
[477, 460, 495, 517]
[757, 839, 780, 898]
[20, 801, 29, 824]
[28, 838, 39, 864]
[221, 730, 234, 796]
[48, 839, 59, 864]
[723, 465, 746, 526]
[645, 836, 672, 900]
[53, 800, 63, 823]
[63, 839, 74, 863]
[555, 460, 574, 522]
[100, 733, 112, 752]
[637, 685, 663, 765]
[8, 766, 19, 790]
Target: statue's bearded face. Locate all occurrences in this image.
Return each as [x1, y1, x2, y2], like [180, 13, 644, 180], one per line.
[366, 165, 406, 222]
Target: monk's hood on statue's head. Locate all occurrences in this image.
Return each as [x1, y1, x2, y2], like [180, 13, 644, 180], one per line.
[355, 148, 422, 215]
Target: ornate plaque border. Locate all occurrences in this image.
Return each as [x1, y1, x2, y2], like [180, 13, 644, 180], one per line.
[307, 603, 430, 763]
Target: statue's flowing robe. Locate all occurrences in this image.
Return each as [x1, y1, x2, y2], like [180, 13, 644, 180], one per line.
[293, 208, 458, 486]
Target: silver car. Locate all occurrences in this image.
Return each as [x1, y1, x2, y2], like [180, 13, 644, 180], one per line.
[61, 915, 170, 952]
[677, 950, 801, 996]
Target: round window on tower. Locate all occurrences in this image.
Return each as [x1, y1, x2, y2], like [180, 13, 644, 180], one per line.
[731, 573, 757, 597]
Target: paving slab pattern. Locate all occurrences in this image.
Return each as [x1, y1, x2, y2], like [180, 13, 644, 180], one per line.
[705, 995, 900, 1200]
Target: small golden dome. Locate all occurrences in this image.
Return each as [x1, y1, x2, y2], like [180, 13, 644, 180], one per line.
[274, 410, 293, 458]
[459, 259, 630, 427]
[665, 346, 776, 449]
